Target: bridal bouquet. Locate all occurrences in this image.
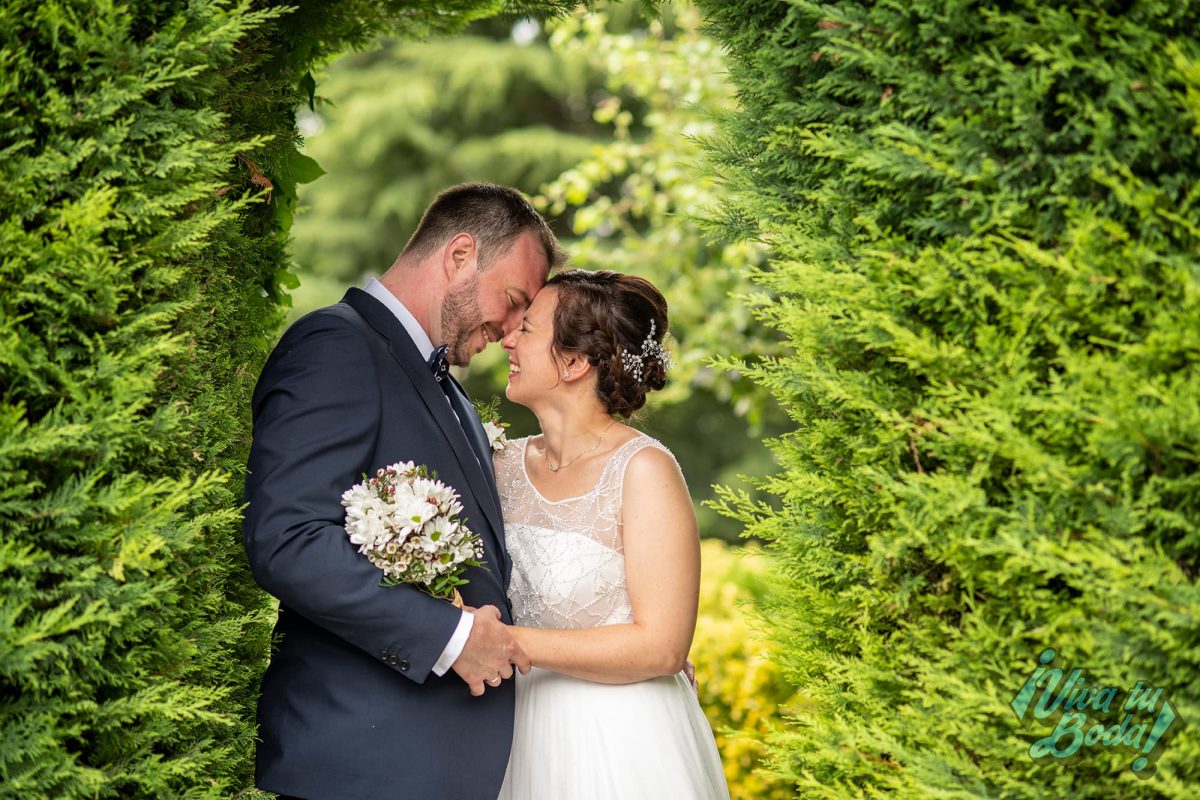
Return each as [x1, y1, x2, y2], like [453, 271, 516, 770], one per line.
[341, 462, 484, 605]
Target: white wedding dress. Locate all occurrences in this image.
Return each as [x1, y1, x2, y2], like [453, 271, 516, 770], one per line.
[495, 434, 729, 800]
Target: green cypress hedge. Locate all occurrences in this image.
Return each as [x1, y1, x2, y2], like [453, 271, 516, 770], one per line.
[0, 1, 568, 796]
[698, 1, 1200, 796]
[1, 5, 281, 794]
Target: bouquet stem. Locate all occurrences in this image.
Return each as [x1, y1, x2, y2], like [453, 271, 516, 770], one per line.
[425, 586, 465, 608]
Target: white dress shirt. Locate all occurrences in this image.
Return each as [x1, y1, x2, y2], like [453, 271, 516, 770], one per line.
[363, 278, 473, 676]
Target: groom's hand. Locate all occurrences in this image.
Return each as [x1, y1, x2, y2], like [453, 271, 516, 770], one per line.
[451, 605, 530, 696]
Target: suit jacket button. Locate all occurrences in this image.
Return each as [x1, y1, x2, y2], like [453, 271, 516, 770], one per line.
[380, 651, 389, 661]
[398, 659, 410, 671]
[387, 655, 398, 666]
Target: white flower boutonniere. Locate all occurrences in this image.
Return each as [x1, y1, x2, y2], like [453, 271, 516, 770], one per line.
[482, 419, 507, 452]
[472, 396, 510, 452]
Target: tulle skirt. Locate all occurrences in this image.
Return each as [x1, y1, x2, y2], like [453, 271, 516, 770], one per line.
[497, 666, 729, 799]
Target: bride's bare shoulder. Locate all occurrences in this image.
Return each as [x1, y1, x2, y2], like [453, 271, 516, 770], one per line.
[620, 435, 685, 490]
[619, 438, 693, 535]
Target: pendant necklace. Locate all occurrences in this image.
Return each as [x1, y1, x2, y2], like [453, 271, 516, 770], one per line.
[545, 419, 618, 472]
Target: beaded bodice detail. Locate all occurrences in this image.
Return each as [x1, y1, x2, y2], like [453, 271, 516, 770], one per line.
[495, 434, 675, 630]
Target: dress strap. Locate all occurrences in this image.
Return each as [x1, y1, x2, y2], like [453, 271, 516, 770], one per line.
[492, 435, 529, 493]
[596, 434, 680, 511]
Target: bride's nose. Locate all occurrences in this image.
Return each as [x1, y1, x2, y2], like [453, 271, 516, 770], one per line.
[501, 329, 519, 351]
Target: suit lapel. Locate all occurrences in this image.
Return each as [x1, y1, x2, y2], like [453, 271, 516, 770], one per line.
[342, 289, 506, 564]
[444, 375, 509, 581]
[446, 376, 502, 506]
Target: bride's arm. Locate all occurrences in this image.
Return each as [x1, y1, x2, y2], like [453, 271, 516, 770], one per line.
[511, 446, 700, 684]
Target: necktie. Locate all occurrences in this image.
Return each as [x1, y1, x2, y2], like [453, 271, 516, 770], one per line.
[427, 344, 490, 471]
[427, 344, 450, 384]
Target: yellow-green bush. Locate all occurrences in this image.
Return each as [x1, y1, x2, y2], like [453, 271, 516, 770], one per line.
[694, 540, 795, 799]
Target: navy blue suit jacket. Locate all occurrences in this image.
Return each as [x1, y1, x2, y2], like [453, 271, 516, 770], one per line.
[243, 288, 513, 799]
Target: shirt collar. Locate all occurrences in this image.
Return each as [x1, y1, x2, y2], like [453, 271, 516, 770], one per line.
[362, 277, 434, 360]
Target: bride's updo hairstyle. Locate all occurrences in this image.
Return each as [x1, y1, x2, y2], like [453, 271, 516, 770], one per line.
[546, 269, 671, 419]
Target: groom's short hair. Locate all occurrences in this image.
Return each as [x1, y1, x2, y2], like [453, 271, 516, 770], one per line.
[401, 183, 565, 274]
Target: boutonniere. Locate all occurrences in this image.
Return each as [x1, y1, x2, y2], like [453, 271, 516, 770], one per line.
[472, 396, 510, 452]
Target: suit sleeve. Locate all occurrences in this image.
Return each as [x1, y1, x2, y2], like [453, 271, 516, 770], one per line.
[242, 312, 461, 684]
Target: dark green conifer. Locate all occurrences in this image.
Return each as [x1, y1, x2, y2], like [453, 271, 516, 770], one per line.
[698, 1, 1200, 795]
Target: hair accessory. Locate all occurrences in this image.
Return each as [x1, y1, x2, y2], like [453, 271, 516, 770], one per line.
[620, 320, 674, 383]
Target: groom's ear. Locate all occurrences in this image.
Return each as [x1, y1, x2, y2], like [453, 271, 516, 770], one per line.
[442, 232, 478, 283]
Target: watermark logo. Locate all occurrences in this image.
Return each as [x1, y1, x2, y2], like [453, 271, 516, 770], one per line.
[1010, 648, 1183, 777]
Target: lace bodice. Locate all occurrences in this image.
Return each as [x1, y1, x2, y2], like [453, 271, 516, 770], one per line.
[495, 433, 677, 630]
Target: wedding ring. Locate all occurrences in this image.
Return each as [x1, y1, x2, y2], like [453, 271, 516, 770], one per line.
[487, 674, 502, 686]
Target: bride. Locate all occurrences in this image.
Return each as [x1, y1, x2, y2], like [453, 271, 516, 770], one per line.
[490, 269, 728, 799]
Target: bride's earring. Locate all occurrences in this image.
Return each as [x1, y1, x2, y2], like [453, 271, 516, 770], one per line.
[562, 370, 570, 379]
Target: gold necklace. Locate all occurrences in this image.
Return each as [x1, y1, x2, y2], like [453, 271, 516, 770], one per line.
[545, 419, 618, 472]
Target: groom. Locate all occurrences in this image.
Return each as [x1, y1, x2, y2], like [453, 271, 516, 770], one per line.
[243, 183, 564, 799]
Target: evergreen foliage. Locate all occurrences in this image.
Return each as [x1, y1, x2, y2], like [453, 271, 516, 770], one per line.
[0, 1, 567, 796]
[698, 1, 1200, 796]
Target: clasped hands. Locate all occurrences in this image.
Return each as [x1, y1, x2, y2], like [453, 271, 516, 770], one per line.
[450, 604, 531, 697]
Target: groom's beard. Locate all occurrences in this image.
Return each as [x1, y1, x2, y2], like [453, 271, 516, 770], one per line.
[441, 273, 483, 366]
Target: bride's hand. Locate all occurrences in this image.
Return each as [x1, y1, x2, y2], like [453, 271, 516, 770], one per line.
[510, 626, 530, 669]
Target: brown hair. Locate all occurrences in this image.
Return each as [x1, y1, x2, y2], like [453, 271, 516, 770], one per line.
[401, 182, 566, 274]
[547, 270, 670, 418]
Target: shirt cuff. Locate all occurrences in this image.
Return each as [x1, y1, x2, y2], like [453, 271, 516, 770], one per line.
[432, 609, 474, 677]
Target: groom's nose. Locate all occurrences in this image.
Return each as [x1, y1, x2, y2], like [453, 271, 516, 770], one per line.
[501, 304, 527, 336]
[499, 315, 517, 338]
